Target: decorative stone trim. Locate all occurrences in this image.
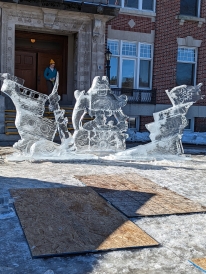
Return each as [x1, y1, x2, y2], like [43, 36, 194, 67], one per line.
[42, 8, 58, 27]
[128, 19, 135, 28]
[177, 36, 202, 47]
[119, 8, 156, 22]
[175, 15, 205, 27]
[93, 19, 102, 37]
[107, 25, 155, 42]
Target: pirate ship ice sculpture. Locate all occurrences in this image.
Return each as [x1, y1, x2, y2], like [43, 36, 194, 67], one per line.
[112, 83, 204, 160]
[0, 73, 128, 160]
[0, 71, 204, 161]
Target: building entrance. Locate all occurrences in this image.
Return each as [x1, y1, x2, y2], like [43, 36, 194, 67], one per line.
[15, 31, 68, 96]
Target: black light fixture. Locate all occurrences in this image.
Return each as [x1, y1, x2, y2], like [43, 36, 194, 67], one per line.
[105, 47, 112, 83]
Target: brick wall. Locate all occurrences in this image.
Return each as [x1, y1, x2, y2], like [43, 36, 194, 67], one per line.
[194, 117, 206, 132]
[106, 0, 206, 106]
[108, 14, 155, 33]
[153, 0, 206, 105]
[140, 115, 154, 132]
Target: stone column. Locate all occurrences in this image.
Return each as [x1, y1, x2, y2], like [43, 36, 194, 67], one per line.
[76, 23, 92, 92]
[91, 17, 106, 82]
[1, 8, 15, 75]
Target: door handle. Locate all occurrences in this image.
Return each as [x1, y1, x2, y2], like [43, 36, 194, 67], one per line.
[37, 76, 40, 84]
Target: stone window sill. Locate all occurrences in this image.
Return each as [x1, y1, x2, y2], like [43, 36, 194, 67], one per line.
[119, 8, 156, 21]
[176, 14, 205, 27]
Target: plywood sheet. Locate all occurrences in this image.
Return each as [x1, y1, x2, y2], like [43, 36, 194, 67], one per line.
[190, 258, 206, 273]
[10, 187, 158, 258]
[75, 174, 206, 217]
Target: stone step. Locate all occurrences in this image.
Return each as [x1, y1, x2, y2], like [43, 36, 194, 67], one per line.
[4, 106, 93, 135]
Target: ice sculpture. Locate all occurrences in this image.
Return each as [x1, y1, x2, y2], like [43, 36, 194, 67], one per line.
[0, 73, 57, 153]
[29, 73, 76, 158]
[72, 76, 128, 153]
[111, 83, 204, 160]
[0, 73, 97, 160]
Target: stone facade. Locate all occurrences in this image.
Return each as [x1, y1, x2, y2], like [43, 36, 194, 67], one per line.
[0, 1, 116, 138]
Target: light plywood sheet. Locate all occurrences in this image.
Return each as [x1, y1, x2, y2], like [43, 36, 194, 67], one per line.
[10, 187, 158, 258]
[75, 174, 206, 217]
[190, 258, 206, 273]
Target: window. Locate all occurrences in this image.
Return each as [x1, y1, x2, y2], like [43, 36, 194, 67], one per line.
[128, 117, 137, 129]
[180, 0, 200, 17]
[176, 47, 197, 86]
[184, 119, 191, 130]
[108, 0, 155, 11]
[108, 40, 153, 89]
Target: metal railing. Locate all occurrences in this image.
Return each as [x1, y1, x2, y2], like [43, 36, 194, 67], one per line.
[111, 88, 156, 104]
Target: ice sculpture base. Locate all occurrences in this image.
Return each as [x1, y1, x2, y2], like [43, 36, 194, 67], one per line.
[6, 152, 98, 162]
[105, 152, 191, 162]
[76, 150, 118, 157]
[105, 155, 191, 162]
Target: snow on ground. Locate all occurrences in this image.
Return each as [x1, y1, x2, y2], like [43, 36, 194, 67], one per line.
[127, 129, 206, 145]
[1, 150, 206, 273]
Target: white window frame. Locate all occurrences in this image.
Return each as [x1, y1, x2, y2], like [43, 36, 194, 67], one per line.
[177, 46, 198, 86]
[184, 118, 194, 131]
[180, 0, 201, 18]
[197, 0, 201, 17]
[138, 42, 153, 89]
[108, 0, 156, 12]
[108, 39, 153, 90]
[128, 116, 140, 130]
[141, 0, 156, 12]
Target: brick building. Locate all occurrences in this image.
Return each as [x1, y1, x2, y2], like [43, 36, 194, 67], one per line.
[107, 0, 206, 132]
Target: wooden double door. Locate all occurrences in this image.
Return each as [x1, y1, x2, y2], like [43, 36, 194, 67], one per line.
[15, 51, 63, 94]
[15, 31, 68, 96]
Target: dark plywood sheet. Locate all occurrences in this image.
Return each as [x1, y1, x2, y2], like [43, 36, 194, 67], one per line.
[75, 174, 206, 217]
[10, 187, 158, 258]
[189, 258, 206, 273]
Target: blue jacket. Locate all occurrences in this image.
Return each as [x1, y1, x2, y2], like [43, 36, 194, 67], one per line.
[44, 67, 57, 81]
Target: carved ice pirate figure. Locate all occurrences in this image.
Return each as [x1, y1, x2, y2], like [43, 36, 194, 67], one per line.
[72, 76, 128, 152]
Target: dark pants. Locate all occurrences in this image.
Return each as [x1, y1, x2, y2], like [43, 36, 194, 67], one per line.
[46, 80, 53, 95]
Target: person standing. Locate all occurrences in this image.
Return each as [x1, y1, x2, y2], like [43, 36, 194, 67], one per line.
[44, 59, 57, 94]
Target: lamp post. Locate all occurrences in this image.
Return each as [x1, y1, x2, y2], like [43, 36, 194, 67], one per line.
[105, 47, 112, 84]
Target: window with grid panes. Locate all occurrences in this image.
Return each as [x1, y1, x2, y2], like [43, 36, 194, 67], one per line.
[180, 0, 200, 17]
[108, 0, 155, 11]
[108, 40, 153, 89]
[176, 47, 197, 86]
